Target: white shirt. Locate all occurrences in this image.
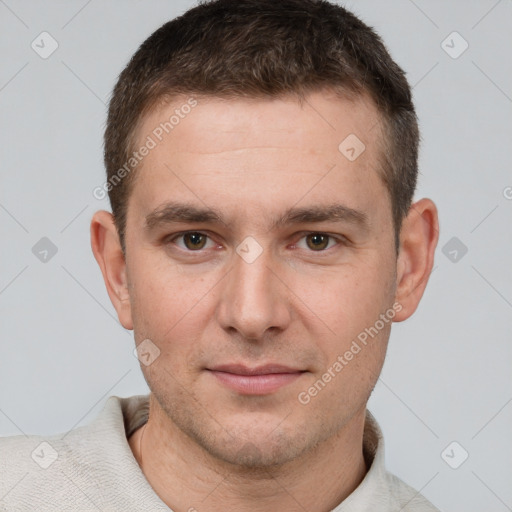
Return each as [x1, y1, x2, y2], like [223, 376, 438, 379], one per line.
[0, 395, 439, 511]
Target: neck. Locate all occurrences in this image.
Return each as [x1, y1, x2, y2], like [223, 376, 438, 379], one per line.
[129, 397, 367, 512]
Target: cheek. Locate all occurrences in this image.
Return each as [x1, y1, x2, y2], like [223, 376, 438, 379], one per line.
[324, 265, 395, 391]
[297, 275, 392, 414]
[296, 260, 395, 351]
[127, 255, 216, 346]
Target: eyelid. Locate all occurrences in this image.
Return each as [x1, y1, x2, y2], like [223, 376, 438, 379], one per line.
[292, 232, 346, 252]
[166, 231, 218, 251]
[163, 230, 349, 253]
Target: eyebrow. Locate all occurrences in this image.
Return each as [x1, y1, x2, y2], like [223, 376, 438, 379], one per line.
[144, 202, 368, 232]
[271, 204, 368, 231]
[145, 203, 223, 230]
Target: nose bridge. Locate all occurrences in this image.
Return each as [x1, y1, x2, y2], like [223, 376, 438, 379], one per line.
[217, 242, 290, 339]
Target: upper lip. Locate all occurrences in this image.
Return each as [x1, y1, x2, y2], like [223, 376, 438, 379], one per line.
[208, 364, 304, 376]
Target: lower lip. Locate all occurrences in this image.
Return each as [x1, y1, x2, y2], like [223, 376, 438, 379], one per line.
[208, 371, 303, 395]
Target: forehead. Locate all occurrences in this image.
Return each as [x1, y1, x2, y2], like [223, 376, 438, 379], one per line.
[137, 90, 381, 156]
[129, 90, 387, 226]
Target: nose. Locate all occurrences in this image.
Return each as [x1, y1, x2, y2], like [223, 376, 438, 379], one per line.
[216, 244, 292, 340]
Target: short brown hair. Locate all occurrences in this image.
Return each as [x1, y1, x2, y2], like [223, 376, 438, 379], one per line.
[104, 0, 418, 249]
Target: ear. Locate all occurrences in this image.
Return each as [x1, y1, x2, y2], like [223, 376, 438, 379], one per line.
[394, 198, 439, 322]
[90, 210, 133, 330]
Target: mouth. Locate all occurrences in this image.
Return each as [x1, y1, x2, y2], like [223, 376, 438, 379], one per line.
[206, 364, 306, 395]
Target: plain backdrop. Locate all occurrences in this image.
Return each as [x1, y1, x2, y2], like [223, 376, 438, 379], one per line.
[1, 1, 511, 511]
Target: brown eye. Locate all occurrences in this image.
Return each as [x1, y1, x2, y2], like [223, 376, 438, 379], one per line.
[305, 233, 329, 251]
[183, 232, 207, 250]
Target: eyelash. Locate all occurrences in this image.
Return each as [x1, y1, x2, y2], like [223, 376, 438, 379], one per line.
[166, 231, 346, 254]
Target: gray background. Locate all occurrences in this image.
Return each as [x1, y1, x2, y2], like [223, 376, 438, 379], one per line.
[1, 1, 511, 510]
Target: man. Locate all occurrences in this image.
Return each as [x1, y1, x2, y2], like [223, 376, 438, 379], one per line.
[0, 0, 439, 510]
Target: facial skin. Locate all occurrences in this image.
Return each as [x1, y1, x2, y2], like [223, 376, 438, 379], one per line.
[91, 90, 438, 511]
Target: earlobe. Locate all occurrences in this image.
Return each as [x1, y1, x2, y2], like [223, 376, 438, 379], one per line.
[394, 198, 439, 322]
[90, 211, 133, 330]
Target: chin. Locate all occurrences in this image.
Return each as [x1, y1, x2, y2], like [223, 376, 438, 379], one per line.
[192, 417, 324, 470]
[208, 436, 307, 469]
[150, 383, 339, 469]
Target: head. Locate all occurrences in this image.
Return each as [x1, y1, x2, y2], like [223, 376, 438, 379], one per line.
[92, 0, 438, 468]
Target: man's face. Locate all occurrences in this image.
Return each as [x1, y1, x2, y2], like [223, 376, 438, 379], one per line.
[123, 90, 397, 466]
